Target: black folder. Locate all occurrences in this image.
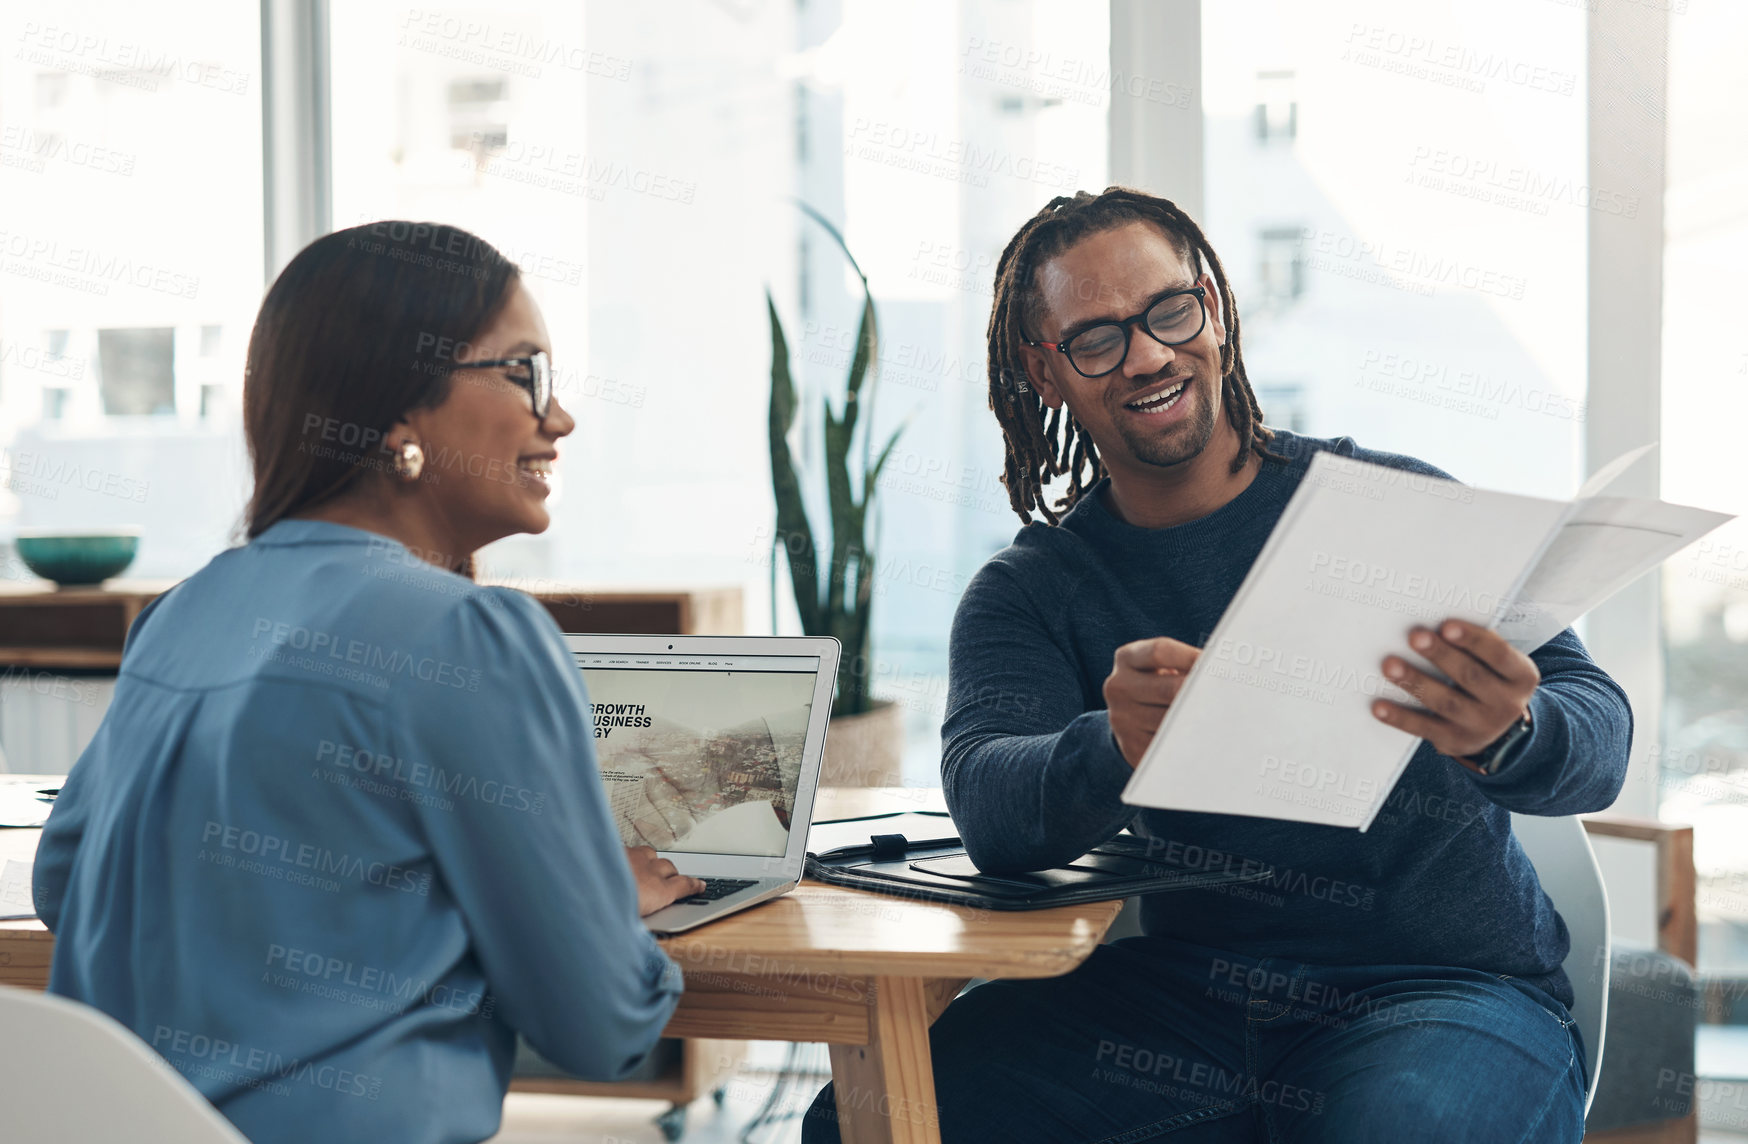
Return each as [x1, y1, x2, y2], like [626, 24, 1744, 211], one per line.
[804, 811, 1274, 910]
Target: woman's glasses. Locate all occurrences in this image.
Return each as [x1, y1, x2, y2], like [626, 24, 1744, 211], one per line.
[452, 350, 552, 422]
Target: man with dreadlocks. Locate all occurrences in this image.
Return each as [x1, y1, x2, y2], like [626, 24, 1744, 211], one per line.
[802, 188, 1627, 1143]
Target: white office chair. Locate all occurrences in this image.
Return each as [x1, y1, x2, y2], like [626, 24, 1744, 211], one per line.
[1510, 813, 1610, 1118]
[0, 985, 249, 1142]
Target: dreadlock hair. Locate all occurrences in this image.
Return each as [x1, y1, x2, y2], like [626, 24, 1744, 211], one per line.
[986, 186, 1283, 525]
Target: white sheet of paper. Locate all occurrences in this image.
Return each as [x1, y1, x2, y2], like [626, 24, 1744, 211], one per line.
[1498, 495, 1735, 651]
[1123, 452, 1567, 829]
[1122, 447, 1734, 831]
[0, 784, 54, 828]
[0, 858, 35, 920]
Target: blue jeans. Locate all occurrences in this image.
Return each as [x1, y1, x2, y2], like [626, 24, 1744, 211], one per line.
[800, 934, 1586, 1143]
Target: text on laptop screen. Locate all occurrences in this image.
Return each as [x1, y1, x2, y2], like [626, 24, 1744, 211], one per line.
[574, 652, 821, 858]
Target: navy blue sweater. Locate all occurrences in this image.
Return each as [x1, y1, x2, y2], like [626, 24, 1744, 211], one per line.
[942, 430, 1631, 1007]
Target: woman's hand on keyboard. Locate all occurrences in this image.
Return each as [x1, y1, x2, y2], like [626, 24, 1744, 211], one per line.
[625, 845, 706, 916]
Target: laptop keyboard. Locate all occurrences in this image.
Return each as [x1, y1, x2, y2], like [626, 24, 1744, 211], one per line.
[677, 878, 759, 905]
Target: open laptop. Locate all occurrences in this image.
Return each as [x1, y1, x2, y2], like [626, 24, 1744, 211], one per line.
[564, 633, 841, 935]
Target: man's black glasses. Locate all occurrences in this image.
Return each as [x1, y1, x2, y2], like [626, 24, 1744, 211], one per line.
[1026, 286, 1208, 379]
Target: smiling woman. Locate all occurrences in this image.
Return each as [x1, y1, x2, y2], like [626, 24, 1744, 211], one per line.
[244, 221, 575, 573]
[30, 220, 704, 1144]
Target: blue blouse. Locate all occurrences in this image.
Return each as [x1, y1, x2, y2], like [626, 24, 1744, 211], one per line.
[32, 519, 684, 1144]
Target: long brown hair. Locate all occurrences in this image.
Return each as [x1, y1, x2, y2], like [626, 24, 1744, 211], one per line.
[242, 221, 520, 540]
[986, 187, 1281, 524]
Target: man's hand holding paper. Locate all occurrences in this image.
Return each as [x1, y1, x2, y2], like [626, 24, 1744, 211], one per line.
[1374, 618, 1540, 770]
[1123, 448, 1732, 829]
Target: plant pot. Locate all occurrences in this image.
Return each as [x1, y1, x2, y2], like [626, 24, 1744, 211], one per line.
[821, 698, 905, 788]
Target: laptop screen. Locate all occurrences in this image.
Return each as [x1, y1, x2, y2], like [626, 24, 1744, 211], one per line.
[573, 650, 822, 858]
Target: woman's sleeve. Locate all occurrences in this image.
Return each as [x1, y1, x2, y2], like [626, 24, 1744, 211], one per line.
[31, 752, 93, 931]
[32, 590, 172, 930]
[392, 588, 682, 1081]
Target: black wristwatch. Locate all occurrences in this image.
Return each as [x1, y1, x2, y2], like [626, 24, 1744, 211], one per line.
[1465, 709, 1534, 776]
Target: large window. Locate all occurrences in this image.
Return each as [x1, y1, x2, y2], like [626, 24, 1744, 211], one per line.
[336, 0, 1111, 783]
[0, 0, 262, 574]
[0, 0, 1111, 783]
[1203, 0, 1586, 499]
[328, 0, 809, 661]
[1659, 0, 1748, 974]
[803, 0, 1108, 778]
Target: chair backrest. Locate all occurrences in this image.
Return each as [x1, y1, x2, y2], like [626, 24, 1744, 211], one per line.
[1510, 813, 1610, 1118]
[0, 985, 250, 1142]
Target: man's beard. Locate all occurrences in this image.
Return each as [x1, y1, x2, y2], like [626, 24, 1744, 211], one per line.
[1117, 370, 1221, 469]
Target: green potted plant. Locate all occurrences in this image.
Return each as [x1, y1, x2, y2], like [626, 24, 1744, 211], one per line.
[767, 205, 907, 786]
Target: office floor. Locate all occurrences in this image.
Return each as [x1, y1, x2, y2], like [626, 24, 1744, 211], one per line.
[487, 1043, 820, 1144]
[485, 1038, 1748, 1144]
[491, 1091, 1748, 1144]
[488, 1046, 1748, 1144]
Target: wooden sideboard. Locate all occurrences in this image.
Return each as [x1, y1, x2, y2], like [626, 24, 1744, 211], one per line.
[0, 580, 743, 669]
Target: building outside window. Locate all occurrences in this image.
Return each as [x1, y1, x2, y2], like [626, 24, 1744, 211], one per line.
[1254, 69, 1296, 143]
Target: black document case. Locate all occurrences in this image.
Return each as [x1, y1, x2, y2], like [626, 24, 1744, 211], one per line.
[804, 811, 1274, 910]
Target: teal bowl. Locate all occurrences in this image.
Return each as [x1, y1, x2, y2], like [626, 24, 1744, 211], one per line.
[14, 530, 141, 586]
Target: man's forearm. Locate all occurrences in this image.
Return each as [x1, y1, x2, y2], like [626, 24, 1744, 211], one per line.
[943, 709, 1140, 873]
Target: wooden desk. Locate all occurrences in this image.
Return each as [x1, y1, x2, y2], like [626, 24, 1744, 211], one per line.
[0, 785, 1120, 1144]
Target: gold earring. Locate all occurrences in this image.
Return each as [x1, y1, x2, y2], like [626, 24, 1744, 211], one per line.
[394, 440, 425, 481]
